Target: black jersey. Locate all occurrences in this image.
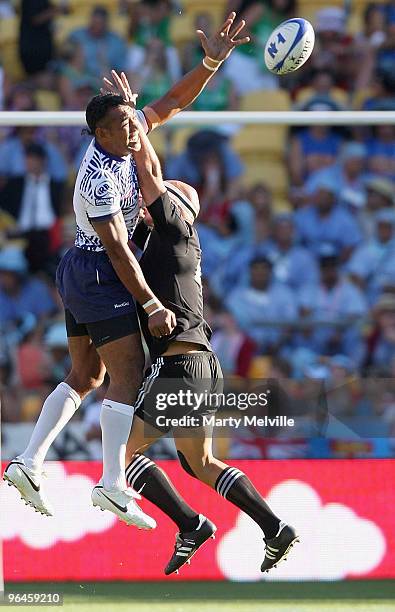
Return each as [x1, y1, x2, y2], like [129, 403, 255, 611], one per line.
[133, 190, 212, 358]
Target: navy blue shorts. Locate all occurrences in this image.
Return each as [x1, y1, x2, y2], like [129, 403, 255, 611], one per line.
[56, 246, 139, 326]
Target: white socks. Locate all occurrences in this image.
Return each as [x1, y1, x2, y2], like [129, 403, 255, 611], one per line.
[100, 399, 134, 491]
[20, 382, 81, 473]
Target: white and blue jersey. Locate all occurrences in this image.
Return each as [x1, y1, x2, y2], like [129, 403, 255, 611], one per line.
[73, 110, 148, 252]
[56, 110, 149, 324]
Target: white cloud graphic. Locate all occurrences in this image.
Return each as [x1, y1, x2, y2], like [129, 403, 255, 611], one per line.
[0, 463, 116, 548]
[217, 479, 386, 581]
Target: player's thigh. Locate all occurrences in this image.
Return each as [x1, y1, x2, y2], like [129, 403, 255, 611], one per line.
[173, 424, 214, 476]
[96, 331, 144, 398]
[126, 414, 165, 461]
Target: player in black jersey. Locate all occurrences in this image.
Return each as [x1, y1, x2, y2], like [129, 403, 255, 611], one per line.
[123, 118, 299, 575]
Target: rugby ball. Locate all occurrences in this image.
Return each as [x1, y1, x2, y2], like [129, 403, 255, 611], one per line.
[264, 18, 315, 75]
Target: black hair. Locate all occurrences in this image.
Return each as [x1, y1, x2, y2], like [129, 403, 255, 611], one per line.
[82, 93, 126, 137]
[25, 143, 47, 159]
[250, 256, 273, 269]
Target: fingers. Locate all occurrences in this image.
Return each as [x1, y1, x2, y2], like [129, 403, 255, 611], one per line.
[229, 18, 246, 40]
[233, 35, 251, 46]
[219, 11, 235, 34]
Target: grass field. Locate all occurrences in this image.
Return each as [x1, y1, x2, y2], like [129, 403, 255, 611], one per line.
[2, 580, 395, 611]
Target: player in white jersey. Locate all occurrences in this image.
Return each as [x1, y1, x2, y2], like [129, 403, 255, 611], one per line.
[4, 12, 250, 527]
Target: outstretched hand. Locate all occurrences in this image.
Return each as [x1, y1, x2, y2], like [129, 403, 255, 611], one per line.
[100, 70, 138, 107]
[197, 11, 250, 62]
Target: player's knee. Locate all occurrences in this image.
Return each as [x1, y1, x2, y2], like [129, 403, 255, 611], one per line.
[66, 368, 105, 397]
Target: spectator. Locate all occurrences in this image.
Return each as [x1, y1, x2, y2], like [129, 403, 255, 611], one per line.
[355, 3, 386, 50]
[289, 124, 343, 187]
[5, 84, 36, 112]
[306, 142, 368, 210]
[58, 43, 99, 108]
[226, 256, 297, 351]
[127, 0, 181, 83]
[294, 177, 362, 261]
[19, 0, 63, 77]
[358, 176, 395, 239]
[0, 143, 64, 273]
[348, 210, 395, 304]
[129, 38, 176, 109]
[310, 7, 354, 90]
[210, 312, 257, 376]
[365, 125, 395, 178]
[362, 69, 395, 111]
[0, 127, 68, 182]
[295, 69, 346, 111]
[222, 213, 318, 293]
[69, 6, 127, 78]
[43, 322, 70, 386]
[364, 293, 395, 373]
[0, 247, 56, 328]
[297, 245, 367, 359]
[166, 130, 244, 210]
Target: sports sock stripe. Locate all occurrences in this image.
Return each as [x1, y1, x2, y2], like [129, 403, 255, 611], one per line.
[222, 471, 244, 499]
[216, 467, 242, 497]
[125, 455, 147, 481]
[215, 467, 238, 495]
[126, 456, 154, 487]
[129, 459, 155, 488]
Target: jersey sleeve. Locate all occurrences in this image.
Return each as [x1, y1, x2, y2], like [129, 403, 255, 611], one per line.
[82, 171, 122, 222]
[148, 191, 191, 240]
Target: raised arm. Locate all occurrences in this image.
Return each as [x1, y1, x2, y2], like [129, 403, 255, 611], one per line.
[102, 12, 249, 130]
[132, 121, 166, 206]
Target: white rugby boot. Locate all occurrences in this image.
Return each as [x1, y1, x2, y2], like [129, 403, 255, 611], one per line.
[3, 458, 53, 516]
[91, 481, 156, 529]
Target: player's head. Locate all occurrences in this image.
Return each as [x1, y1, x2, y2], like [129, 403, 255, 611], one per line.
[164, 180, 200, 224]
[84, 93, 140, 157]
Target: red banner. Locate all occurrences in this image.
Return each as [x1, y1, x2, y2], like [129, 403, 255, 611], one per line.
[2, 460, 394, 581]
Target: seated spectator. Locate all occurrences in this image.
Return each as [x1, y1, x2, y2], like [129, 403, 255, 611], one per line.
[295, 69, 346, 111]
[43, 322, 70, 386]
[166, 130, 243, 211]
[309, 7, 354, 91]
[220, 213, 318, 293]
[0, 127, 68, 182]
[355, 3, 386, 50]
[128, 38, 176, 109]
[366, 125, 395, 178]
[58, 43, 100, 108]
[364, 293, 395, 374]
[348, 210, 395, 304]
[5, 84, 36, 112]
[224, 0, 297, 93]
[0, 247, 57, 328]
[0, 144, 64, 273]
[69, 6, 127, 78]
[127, 0, 181, 83]
[289, 125, 343, 187]
[297, 245, 367, 359]
[210, 312, 257, 377]
[294, 177, 362, 261]
[363, 66, 395, 110]
[358, 176, 395, 239]
[306, 142, 368, 210]
[226, 256, 297, 351]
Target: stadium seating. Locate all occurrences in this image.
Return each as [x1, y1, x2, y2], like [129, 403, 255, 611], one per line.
[240, 90, 291, 112]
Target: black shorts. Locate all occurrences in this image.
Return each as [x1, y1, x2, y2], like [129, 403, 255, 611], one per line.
[134, 352, 223, 433]
[65, 308, 139, 348]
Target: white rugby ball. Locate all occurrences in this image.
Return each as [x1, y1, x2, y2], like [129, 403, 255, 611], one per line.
[264, 18, 315, 75]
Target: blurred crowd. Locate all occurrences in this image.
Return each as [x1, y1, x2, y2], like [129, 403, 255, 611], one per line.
[1, 0, 395, 457]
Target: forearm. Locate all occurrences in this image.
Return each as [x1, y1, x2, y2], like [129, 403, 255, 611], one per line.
[107, 242, 160, 308]
[133, 124, 166, 204]
[144, 63, 215, 129]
